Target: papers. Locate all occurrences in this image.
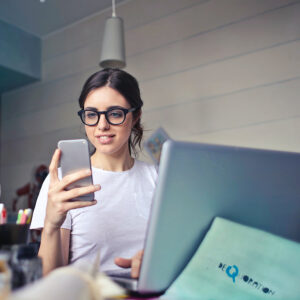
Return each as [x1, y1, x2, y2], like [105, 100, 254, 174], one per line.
[166, 217, 300, 300]
[144, 127, 170, 165]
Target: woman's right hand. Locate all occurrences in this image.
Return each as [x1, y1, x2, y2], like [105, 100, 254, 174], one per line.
[44, 148, 100, 232]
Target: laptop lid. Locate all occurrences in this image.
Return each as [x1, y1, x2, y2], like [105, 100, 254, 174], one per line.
[137, 140, 300, 295]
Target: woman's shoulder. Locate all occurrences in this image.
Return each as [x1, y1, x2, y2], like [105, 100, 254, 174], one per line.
[135, 160, 157, 170]
[134, 160, 158, 177]
[133, 160, 158, 187]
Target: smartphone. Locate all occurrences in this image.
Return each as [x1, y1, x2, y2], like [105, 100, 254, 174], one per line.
[57, 139, 94, 201]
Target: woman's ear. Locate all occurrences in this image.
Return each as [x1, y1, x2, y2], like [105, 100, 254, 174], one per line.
[133, 110, 142, 127]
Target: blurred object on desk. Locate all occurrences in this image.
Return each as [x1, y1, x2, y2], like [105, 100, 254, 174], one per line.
[10, 244, 42, 290]
[0, 252, 11, 300]
[0, 224, 42, 291]
[15, 208, 40, 244]
[9, 264, 126, 300]
[15, 209, 32, 225]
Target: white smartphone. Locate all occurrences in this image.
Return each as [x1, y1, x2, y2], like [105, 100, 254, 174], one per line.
[57, 139, 94, 201]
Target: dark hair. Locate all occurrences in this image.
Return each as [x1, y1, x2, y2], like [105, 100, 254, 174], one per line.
[78, 68, 144, 156]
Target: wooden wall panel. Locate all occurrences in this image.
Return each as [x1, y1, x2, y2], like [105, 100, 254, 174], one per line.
[2, 71, 92, 121]
[2, 101, 79, 141]
[141, 41, 300, 110]
[185, 117, 300, 153]
[142, 78, 300, 137]
[126, 0, 296, 57]
[128, 2, 300, 81]
[1, 126, 84, 167]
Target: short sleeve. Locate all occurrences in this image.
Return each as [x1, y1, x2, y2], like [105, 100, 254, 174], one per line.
[30, 174, 50, 230]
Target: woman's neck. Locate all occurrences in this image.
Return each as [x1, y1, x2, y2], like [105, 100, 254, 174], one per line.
[91, 150, 134, 172]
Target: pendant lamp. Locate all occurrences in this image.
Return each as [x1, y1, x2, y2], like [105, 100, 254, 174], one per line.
[99, 0, 126, 69]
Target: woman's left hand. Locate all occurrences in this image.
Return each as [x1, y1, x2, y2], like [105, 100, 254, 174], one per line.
[114, 250, 144, 278]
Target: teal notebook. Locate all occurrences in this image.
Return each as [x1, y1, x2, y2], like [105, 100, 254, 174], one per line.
[165, 217, 300, 300]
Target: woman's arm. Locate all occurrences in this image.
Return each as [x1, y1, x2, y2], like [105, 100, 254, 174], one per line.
[38, 228, 70, 276]
[38, 149, 100, 276]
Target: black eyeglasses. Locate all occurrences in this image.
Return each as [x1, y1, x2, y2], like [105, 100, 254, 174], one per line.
[77, 107, 137, 126]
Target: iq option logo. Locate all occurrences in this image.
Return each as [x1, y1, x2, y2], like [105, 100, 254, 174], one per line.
[218, 262, 275, 296]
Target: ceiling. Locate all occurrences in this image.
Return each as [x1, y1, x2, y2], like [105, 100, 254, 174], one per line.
[0, 0, 125, 37]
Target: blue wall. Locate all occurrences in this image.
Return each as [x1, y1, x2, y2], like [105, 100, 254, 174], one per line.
[0, 20, 41, 93]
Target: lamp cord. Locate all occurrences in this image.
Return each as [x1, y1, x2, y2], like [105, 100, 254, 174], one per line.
[112, 0, 116, 17]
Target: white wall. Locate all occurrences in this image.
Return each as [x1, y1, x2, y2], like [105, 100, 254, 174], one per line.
[1, 0, 300, 208]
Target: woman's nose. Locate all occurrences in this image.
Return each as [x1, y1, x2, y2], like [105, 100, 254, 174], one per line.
[97, 114, 110, 130]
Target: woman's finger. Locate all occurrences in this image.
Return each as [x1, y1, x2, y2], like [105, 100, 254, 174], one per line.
[56, 169, 92, 191]
[61, 184, 101, 202]
[131, 250, 143, 278]
[63, 199, 97, 211]
[49, 149, 61, 184]
[131, 257, 142, 278]
[114, 257, 132, 269]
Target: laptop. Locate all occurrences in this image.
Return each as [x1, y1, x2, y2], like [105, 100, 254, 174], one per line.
[111, 140, 300, 297]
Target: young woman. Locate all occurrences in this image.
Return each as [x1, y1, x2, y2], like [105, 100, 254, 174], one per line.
[30, 68, 158, 278]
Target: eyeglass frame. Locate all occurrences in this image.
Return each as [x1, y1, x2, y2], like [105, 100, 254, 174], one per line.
[77, 107, 138, 126]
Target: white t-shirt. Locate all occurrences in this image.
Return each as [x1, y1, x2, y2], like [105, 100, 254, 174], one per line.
[30, 160, 157, 274]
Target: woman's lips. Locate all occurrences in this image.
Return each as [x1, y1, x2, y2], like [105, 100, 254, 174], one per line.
[95, 135, 115, 144]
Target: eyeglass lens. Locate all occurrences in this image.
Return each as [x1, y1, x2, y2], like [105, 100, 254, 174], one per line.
[83, 109, 126, 125]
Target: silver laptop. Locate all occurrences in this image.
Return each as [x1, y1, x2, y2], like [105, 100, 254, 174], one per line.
[111, 140, 300, 297]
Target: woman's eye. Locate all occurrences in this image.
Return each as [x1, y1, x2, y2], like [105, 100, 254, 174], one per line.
[86, 112, 97, 119]
[109, 110, 123, 118]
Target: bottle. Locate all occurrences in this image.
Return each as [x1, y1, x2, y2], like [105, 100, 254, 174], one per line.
[0, 204, 3, 224]
[1, 207, 7, 225]
[0, 204, 7, 225]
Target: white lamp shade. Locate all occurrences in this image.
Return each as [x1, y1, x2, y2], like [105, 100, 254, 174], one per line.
[100, 16, 126, 69]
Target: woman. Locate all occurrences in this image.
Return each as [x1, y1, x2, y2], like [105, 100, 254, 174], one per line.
[30, 68, 158, 278]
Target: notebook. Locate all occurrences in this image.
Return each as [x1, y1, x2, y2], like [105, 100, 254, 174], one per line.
[111, 140, 300, 297]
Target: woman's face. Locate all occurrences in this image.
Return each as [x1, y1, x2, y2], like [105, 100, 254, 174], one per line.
[83, 86, 135, 157]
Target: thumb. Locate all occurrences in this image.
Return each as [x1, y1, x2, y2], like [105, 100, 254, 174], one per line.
[114, 257, 132, 268]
